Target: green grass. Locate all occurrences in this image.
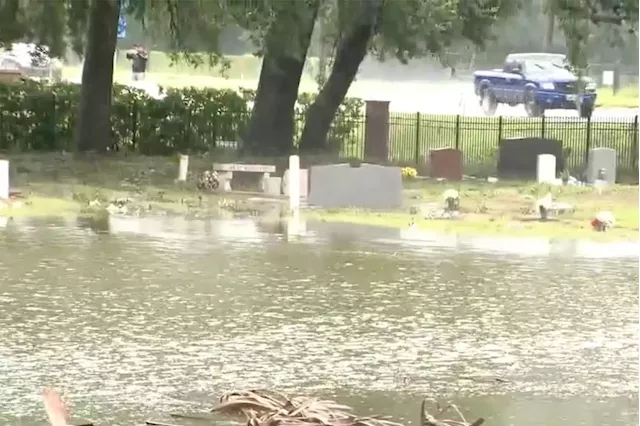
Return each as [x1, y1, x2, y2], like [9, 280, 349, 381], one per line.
[596, 85, 638, 108]
[4, 153, 289, 219]
[113, 51, 321, 82]
[0, 195, 80, 217]
[306, 179, 640, 241]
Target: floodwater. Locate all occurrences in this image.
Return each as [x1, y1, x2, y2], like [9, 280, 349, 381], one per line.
[0, 216, 637, 426]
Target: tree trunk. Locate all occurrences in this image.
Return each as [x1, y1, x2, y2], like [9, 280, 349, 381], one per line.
[298, 0, 381, 153]
[242, 3, 318, 156]
[74, 0, 120, 153]
[544, 10, 555, 52]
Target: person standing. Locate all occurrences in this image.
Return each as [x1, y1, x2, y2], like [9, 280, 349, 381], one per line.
[125, 44, 148, 81]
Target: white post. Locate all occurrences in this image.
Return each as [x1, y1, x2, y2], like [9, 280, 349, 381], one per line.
[178, 155, 189, 181]
[288, 155, 300, 213]
[0, 160, 8, 200]
[536, 154, 556, 184]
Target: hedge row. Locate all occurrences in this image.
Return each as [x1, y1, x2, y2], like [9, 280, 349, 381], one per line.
[0, 80, 364, 155]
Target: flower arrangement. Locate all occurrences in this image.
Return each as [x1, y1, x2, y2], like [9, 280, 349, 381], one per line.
[402, 167, 418, 179]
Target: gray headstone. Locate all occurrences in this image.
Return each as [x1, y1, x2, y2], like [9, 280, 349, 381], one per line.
[308, 163, 403, 210]
[587, 147, 617, 185]
[263, 177, 282, 196]
[282, 168, 309, 200]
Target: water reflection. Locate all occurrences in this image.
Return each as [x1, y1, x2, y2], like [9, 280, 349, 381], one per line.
[0, 216, 637, 426]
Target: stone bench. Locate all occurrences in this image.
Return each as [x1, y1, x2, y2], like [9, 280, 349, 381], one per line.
[212, 163, 277, 192]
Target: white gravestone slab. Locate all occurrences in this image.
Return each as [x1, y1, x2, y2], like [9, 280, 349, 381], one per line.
[536, 154, 556, 184]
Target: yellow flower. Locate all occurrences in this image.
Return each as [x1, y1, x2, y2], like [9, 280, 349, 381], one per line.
[402, 167, 417, 178]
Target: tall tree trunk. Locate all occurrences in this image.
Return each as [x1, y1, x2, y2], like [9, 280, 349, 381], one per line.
[74, 0, 120, 152]
[544, 10, 555, 51]
[242, 2, 318, 156]
[298, 0, 381, 153]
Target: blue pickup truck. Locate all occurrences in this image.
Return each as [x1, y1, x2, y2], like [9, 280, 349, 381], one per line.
[473, 53, 597, 118]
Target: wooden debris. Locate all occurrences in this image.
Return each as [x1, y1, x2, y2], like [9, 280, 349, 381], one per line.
[420, 398, 484, 426]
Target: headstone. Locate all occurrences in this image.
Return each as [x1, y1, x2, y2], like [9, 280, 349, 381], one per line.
[587, 148, 616, 185]
[177, 155, 189, 181]
[497, 137, 564, 180]
[308, 163, 403, 210]
[536, 154, 556, 184]
[288, 155, 300, 212]
[364, 100, 390, 161]
[429, 148, 463, 180]
[282, 169, 309, 200]
[0, 160, 8, 200]
[263, 177, 282, 196]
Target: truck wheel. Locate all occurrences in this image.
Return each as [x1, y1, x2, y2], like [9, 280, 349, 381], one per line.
[524, 90, 544, 117]
[579, 104, 593, 119]
[481, 88, 497, 116]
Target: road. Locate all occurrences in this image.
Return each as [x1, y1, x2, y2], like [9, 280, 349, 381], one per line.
[347, 80, 638, 119]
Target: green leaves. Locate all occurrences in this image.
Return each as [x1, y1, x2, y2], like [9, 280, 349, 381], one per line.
[0, 0, 91, 58]
[553, 0, 638, 70]
[361, 0, 521, 66]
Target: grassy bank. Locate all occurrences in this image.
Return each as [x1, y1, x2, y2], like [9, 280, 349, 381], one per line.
[3, 154, 636, 242]
[0, 153, 289, 220]
[306, 179, 639, 241]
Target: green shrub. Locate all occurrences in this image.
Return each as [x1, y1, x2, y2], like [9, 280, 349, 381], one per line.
[0, 81, 364, 155]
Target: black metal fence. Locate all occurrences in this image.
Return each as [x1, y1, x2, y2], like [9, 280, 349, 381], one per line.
[338, 113, 639, 177]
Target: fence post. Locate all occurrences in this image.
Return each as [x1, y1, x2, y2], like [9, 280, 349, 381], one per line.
[454, 114, 461, 150]
[540, 114, 546, 139]
[414, 112, 421, 164]
[584, 115, 592, 166]
[497, 116, 503, 146]
[633, 115, 639, 174]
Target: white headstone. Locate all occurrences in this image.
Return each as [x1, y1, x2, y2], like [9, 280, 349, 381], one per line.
[587, 147, 617, 185]
[536, 154, 556, 184]
[177, 155, 189, 181]
[288, 155, 300, 212]
[0, 160, 8, 200]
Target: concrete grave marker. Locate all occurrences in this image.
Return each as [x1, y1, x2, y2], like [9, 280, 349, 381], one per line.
[308, 163, 403, 210]
[536, 154, 556, 184]
[587, 148, 616, 185]
[263, 177, 282, 196]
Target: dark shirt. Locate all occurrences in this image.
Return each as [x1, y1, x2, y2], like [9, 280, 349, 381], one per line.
[127, 50, 148, 73]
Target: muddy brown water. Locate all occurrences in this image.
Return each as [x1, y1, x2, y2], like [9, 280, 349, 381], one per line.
[0, 216, 637, 426]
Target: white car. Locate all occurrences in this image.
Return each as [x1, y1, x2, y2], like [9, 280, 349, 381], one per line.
[0, 43, 62, 82]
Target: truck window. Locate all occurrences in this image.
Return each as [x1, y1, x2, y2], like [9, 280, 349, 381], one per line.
[504, 60, 523, 74]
